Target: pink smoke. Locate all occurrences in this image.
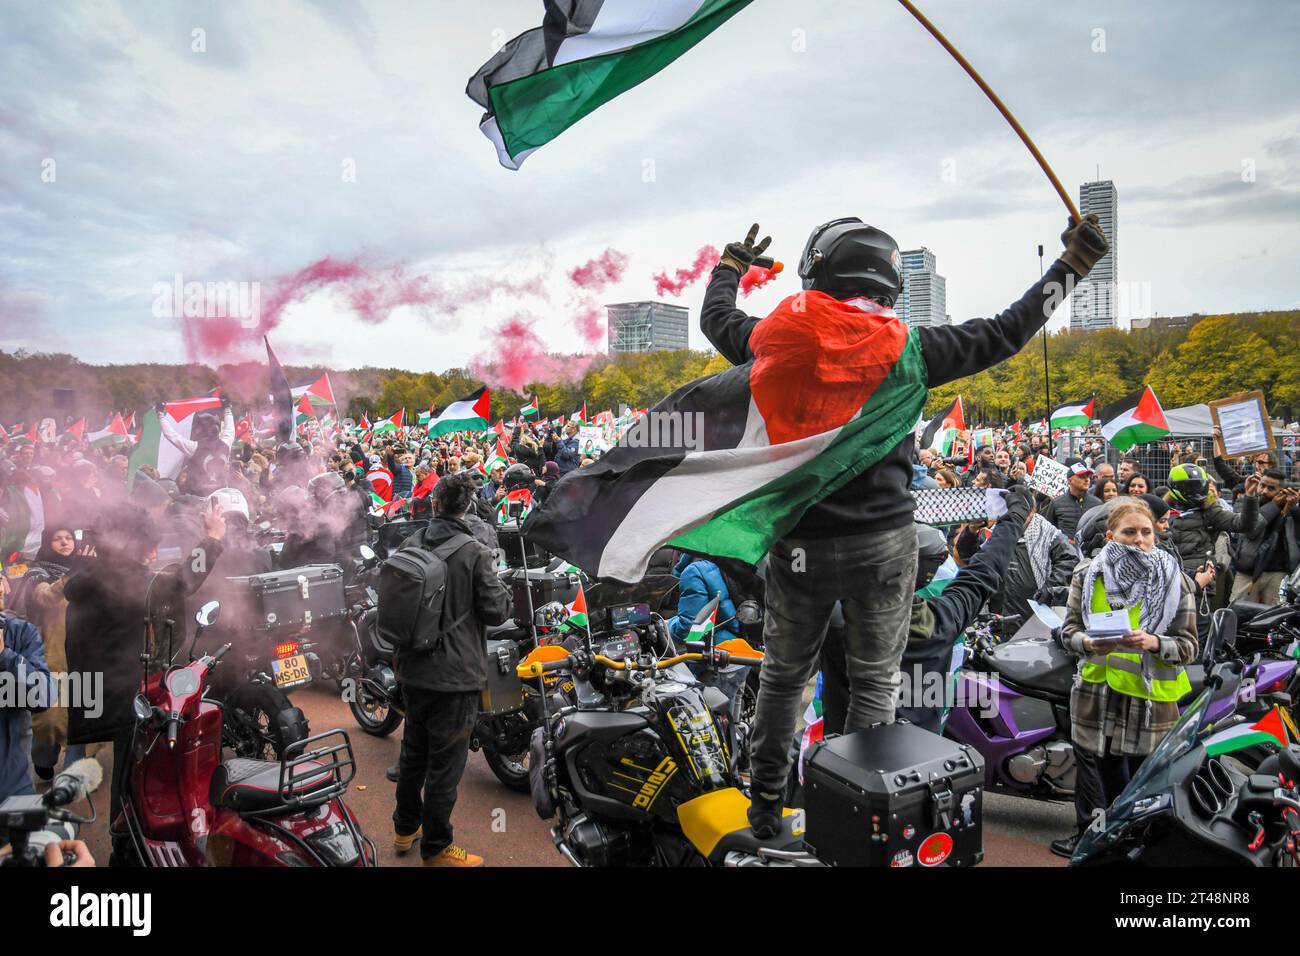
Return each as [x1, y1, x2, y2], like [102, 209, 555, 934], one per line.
[569, 249, 629, 291]
[469, 315, 589, 391]
[652, 245, 719, 297]
[739, 264, 781, 297]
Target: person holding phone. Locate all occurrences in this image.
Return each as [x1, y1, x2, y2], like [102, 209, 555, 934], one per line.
[1053, 499, 1197, 856]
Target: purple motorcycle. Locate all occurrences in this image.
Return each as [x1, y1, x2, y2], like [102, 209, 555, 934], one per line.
[943, 613, 1299, 802]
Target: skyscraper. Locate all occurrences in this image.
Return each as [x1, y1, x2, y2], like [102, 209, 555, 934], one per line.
[898, 247, 948, 329]
[1070, 179, 1119, 331]
[606, 301, 690, 353]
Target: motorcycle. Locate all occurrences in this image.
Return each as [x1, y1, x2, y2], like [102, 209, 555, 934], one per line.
[517, 601, 816, 867]
[1229, 563, 1300, 657]
[944, 608, 1299, 802]
[113, 601, 376, 867]
[1072, 612, 1300, 867]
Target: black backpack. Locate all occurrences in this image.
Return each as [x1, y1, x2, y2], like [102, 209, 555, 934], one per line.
[375, 533, 475, 653]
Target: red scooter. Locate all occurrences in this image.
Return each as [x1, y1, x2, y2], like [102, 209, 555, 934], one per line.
[112, 600, 376, 867]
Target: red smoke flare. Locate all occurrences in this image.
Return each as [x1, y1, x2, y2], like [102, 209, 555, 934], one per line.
[569, 249, 629, 291]
[652, 245, 719, 297]
[739, 264, 781, 297]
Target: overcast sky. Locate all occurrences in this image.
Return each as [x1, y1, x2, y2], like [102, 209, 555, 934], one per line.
[1, 0, 1297, 375]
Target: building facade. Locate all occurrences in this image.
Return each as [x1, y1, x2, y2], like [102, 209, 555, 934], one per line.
[898, 247, 948, 329]
[1070, 179, 1119, 331]
[606, 301, 690, 353]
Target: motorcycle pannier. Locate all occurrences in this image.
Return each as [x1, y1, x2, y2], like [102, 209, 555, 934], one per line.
[803, 721, 984, 868]
[481, 637, 524, 715]
[374, 534, 475, 652]
[502, 567, 579, 625]
[227, 564, 346, 631]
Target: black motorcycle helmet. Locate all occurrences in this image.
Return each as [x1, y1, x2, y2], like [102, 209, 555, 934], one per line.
[1167, 463, 1210, 509]
[798, 217, 903, 305]
[502, 463, 535, 493]
[190, 411, 220, 443]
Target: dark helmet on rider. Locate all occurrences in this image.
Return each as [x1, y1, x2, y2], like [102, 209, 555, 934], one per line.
[308, 470, 345, 503]
[915, 523, 949, 591]
[798, 217, 903, 306]
[1167, 462, 1210, 509]
[503, 463, 535, 493]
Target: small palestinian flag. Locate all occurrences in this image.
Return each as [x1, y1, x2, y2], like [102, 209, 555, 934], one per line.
[797, 672, 825, 784]
[372, 409, 404, 436]
[571, 401, 588, 423]
[64, 418, 87, 441]
[290, 372, 336, 417]
[1050, 398, 1095, 430]
[524, 291, 929, 582]
[914, 555, 959, 600]
[417, 408, 432, 427]
[427, 387, 491, 439]
[13, 424, 39, 446]
[384, 497, 412, 518]
[1205, 708, 1289, 757]
[467, 0, 754, 170]
[295, 393, 316, 425]
[566, 584, 589, 630]
[521, 396, 539, 417]
[359, 413, 371, 430]
[496, 487, 534, 524]
[87, 414, 130, 448]
[367, 489, 387, 516]
[685, 593, 720, 645]
[920, 396, 965, 456]
[1100, 386, 1170, 452]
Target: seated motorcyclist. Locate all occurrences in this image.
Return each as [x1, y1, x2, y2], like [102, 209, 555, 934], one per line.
[818, 486, 1036, 738]
[667, 554, 740, 645]
[186, 488, 273, 660]
[281, 472, 367, 568]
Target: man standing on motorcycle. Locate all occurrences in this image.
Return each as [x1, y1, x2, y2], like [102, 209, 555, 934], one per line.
[702, 214, 1109, 836]
[391, 473, 510, 867]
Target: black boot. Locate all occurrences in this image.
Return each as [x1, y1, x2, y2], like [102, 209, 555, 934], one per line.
[747, 788, 783, 839]
[386, 763, 399, 783]
[1049, 831, 1081, 859]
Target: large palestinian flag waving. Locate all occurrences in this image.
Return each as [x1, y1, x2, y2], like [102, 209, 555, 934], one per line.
[523, 292, 929, 582]
[427, 387, 491, 439]
[467, 0, 753, 170]
[920, 396, 965, 455]
[1101, 386, 1170, 452]
[128, 396, 224, 487]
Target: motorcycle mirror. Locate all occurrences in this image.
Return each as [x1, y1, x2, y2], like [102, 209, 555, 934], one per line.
[736, 601, 762, 625]
[195, 600, 221, 628]
[259, 520, 272, 531]
[132, 693, 152, 721]
[359, 544, 376, 562]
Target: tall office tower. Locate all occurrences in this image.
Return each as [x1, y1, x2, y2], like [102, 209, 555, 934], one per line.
[1070, 179, 1119, 331]
[606, 301, 690, 353]
[898, 247, 948, 328]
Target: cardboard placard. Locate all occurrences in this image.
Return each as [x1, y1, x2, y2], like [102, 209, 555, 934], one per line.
[1026, 454, 1069, 499]
[1209, 391, 1275, 460]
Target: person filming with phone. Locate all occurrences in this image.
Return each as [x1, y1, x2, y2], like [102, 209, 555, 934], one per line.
[1058, 499, 1198, 848]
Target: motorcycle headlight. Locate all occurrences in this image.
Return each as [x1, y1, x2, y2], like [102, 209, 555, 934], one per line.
[1129, 792, 1172, 818]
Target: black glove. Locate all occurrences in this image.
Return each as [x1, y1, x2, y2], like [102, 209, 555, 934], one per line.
[220, 394, 232, 409]
[719, 222, 771, 275]
[1004, 484, 1034, 528]
[1059, 213, 1109, 277]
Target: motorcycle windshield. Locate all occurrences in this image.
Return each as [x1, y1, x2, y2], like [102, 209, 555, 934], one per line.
[1112, 686, 1210, 819]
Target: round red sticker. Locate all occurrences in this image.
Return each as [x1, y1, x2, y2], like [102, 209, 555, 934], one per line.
[918, 832, 953, 866]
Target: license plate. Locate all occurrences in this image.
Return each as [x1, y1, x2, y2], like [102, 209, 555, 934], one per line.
[272, 653, 312, 689]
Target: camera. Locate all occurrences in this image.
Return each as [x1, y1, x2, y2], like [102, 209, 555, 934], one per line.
[0, 757, 101, 867]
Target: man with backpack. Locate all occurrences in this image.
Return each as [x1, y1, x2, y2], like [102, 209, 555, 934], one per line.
[381, 472, 510, 867]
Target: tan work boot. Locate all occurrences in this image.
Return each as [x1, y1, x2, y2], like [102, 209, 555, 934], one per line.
[423, 844, 483, 867]
[393, 826, 422, 855]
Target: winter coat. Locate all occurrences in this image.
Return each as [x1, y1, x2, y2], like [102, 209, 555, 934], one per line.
[1042, 490, 1102, 542]
[555, 437, 582, 475]
[1168, 495, 1260, 574]
[1, 611, 53, 800]
[392, 515, 510, 693]
[1232, 499, 1299, 578]
[667, 555, 739, 643]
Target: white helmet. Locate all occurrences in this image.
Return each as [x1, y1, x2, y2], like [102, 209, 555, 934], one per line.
[207, 487, 250, 521]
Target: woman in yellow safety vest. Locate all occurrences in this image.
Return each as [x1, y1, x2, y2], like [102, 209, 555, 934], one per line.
[1061, 499, 1198, 824]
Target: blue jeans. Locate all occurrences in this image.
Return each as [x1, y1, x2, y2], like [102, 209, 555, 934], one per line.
[749, 523, 918, 802]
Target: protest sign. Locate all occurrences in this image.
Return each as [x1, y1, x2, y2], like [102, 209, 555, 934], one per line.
[1209, 391, 1275, 460]
[1026, 454, 1069, 498]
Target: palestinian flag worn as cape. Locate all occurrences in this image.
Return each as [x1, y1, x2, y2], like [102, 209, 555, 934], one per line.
[88, 413, 130, 448]
[372, 409, 404, 436]
[128, 396, 224, 487]
[428, 388, 491, 439]
[467, 0, 754, 170]
[920, 395, 965, 456]
[523, 291, 929, 582]
[0, 482, 44, 557]
[1101, 386, 1170, 452]
[1050, 398, 1094, 430]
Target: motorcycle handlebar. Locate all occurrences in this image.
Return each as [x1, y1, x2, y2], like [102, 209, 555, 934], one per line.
[166, 719, 180, 748]
[515, 648, 763, 681]
[210, 643, 233, 663]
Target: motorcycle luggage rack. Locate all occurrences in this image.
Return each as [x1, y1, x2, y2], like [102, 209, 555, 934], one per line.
[243, 729, 358, 817]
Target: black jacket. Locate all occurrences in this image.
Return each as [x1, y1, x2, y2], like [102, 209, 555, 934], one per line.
[510, 428, 545, 476]
[986, 519, 1078, 635]
[1042, 490, 1102, 542]
[1169, 497, 1260, 574]
[63, 540, 222, 744]
[1233, 498, 1299, 577]
[700, 258, 1080, 538]
[392, 515, 510, 693]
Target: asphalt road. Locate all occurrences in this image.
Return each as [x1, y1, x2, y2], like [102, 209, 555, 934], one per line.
[70, 680, 1071, 868]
